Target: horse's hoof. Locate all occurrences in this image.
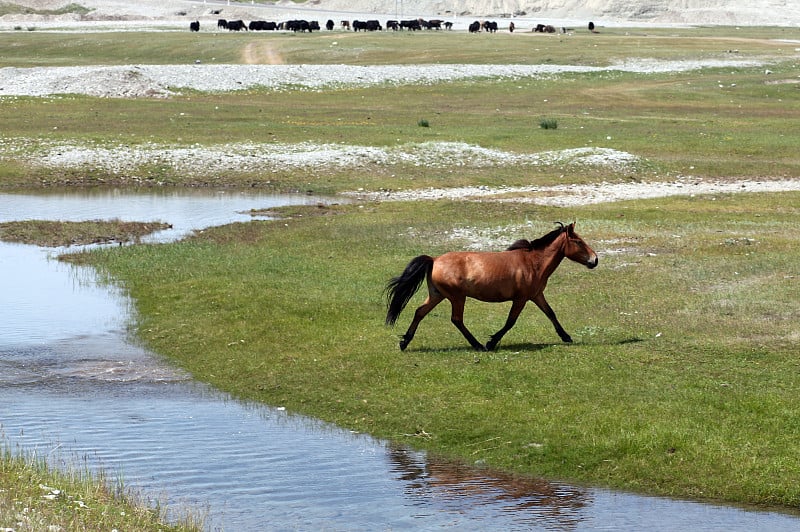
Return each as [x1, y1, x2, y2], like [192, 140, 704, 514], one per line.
[562, 335, 573, 343]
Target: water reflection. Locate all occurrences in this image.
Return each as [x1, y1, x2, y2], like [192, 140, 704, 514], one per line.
[389, 445, 587, 529]
[1, 189, 799, 531]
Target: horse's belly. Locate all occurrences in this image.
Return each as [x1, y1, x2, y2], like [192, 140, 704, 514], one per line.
[463, 278, 518, 302]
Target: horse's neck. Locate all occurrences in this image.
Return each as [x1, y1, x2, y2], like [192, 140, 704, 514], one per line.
[536, 237, 566, 279]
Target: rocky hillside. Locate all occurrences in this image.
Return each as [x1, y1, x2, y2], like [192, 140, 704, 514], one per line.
[4, 0, 800, 26]
[315, 0, 800, 25]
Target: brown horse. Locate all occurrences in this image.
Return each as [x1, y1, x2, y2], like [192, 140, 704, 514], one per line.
[385, 222, 598, 351]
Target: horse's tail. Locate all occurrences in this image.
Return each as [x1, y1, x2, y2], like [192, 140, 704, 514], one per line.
[385, 255, 433, 326]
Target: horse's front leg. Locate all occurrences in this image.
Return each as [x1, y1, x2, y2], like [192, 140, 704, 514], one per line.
[449, 297, 486, 351]
[486, 299, 527, 351]
[532, 293, 572, 343]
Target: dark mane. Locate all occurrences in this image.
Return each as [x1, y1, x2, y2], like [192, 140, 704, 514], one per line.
[506, 223, 566, 251]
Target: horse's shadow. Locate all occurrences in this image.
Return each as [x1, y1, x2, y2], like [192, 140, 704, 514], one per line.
[403, 337, 645, 354]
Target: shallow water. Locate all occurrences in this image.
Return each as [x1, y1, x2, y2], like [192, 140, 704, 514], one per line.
[1, 189, 798, 531]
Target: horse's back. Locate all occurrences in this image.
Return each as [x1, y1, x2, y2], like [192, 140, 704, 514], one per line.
[432, 250, 531, 302]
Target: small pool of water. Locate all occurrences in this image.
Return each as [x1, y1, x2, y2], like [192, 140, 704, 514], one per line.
[1, 189, 797, 531]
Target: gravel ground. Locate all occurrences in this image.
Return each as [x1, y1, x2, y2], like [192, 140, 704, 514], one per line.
[2, 64, 599, 98]
[0, 58, 768, 98]
[346, 177, 800, 206]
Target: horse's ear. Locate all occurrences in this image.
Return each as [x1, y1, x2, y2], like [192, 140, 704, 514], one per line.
[567, 222, 576, 234]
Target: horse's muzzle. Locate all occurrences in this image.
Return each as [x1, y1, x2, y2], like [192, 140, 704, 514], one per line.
[586, 256, 599, 269]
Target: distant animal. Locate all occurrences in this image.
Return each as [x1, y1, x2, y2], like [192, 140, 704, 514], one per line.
[400, 19, 421, 30]
[284, 19, 311, 32]
[352, 19, 381, 31]
[226, 19, 247, 31]
[385, 223, 598, 351]
[588, 21, 595, 31]
[341, 20, 350, 29]
[386, 19, 399, 31]
[217, 18, 227, 29]
[189, 20, 199, 32]
[443, 21, 453, 30]
[468, 20, 481, 33]
[249, 20, 266, 30]
[509, 21, 515, 32]
[326, 19, 334, 30]
[483, 20, 498, 32]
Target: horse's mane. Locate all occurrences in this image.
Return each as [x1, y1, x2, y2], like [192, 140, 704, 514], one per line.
[506, 223, 566, 251]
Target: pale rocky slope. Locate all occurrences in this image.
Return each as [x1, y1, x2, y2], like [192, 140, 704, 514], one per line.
[3, 0, 799, 28]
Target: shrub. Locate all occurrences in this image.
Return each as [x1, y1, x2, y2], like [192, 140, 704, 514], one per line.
[539, 118, 558, 129]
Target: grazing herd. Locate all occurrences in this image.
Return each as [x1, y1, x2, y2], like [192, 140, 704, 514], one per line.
[191, 17, 589, 34]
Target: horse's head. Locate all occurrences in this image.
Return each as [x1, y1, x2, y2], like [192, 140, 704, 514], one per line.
[563, 223, 598, 269]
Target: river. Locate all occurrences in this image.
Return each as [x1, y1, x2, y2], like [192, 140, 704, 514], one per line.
[1, 189, 797, 531]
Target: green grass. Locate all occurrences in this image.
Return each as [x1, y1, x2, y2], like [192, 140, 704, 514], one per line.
[2, 63, 799, 190]
[0, 219, 170, 246]
[3, 23, 800, 520]
[1, 445, 200, 530]
[1, 27, 799, 67]
[73, 192, 800, 510]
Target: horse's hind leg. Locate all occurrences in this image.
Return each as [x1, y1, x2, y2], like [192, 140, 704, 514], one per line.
[449, 297, 486, 351]
[400, 294, 444, 350]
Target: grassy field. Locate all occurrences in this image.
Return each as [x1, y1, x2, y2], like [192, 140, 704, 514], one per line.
[2, 23, 800, 521]
[76, 193, 800, 511]
[0, 219, 170, 246]
[1, 446, 199, 530]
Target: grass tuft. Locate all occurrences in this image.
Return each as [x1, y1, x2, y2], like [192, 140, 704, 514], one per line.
[539, 118, 558, 129]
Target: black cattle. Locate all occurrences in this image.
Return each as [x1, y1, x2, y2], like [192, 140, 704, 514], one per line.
[483, 20, 498, 32]
[226, 19, 247, 31]
[352, 19, 381, 31]
[443, 21, 453, 30]
[284, 19, 314, 32]
[386, 19, 399, 30]
[534, 23, 556, 33]
[509, 21, 515, 32]
[217, 18, 227, 29]
[400, 19, 421, 30]
[189, 20, 199, 32]
[326, 19, 334, 30]
[427, 19, 443, 30]
[249, 20, 263, 30]
[468, 20, 480, 33]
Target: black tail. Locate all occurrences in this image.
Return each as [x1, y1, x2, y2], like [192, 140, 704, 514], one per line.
[385, 255, 433, 326]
